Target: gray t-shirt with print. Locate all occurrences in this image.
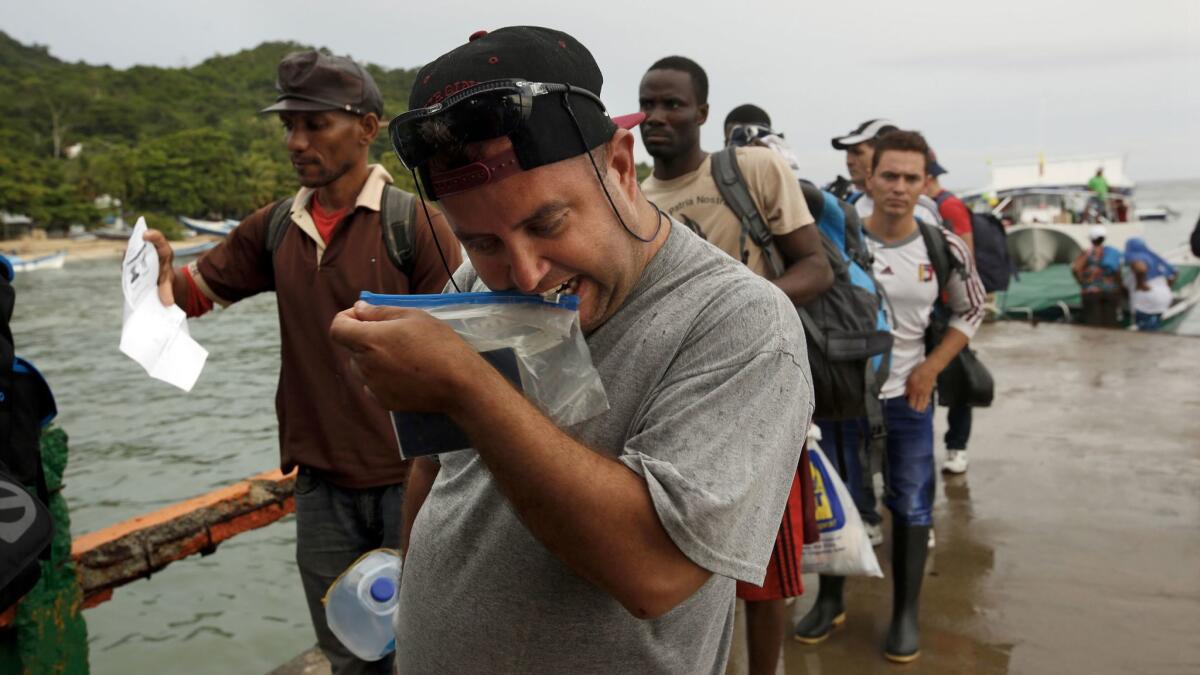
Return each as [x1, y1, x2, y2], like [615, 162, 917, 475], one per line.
[395, 223, 813, 674]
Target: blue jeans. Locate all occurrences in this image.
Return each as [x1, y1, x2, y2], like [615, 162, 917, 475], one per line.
[294, 469, 406, 675]
[1134, 311, 1163, 331]
[817, 398, 936, 527]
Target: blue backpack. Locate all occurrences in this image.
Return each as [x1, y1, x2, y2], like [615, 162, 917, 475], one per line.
[796, 182, 893, 422]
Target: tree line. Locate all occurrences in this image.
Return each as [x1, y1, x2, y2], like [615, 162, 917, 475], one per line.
[0, 32, 419, 238]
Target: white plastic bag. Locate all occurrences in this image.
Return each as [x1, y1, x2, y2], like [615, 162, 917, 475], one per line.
[802, 442, 883, 577]
[360, 291, 610, 457]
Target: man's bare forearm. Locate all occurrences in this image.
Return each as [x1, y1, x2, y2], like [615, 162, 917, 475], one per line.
[446, 367, 710, 619]
[926, 327, 970, 374]
[775, 251, 834, 305]
[170, 268, 189, 310]
[773, 226, 833, 306]
[401, 457, 439, 556]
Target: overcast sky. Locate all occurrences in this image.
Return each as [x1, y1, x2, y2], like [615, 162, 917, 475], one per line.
[3, 0, 1197, 188]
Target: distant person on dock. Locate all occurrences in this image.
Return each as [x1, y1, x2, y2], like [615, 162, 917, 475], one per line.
[330, 27, 811, 674]
[797, 130, 985, 663]
[924, 150, 973, 254]
[1072, 225, 1123, 327]
[1123, 237, 1177, 331]
[142, 50, 461, 675]
[1087, 167, 1110, 221]
[923, 150, 974, 475]
[639, 58, 831, 674]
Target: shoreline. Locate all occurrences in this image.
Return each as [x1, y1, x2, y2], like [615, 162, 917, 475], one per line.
[3, 233, 223, 262]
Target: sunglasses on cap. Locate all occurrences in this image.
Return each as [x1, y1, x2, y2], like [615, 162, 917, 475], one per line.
[388, 79, 606, 172]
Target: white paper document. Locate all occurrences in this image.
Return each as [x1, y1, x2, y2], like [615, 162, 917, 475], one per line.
[119, 217, 208, 391]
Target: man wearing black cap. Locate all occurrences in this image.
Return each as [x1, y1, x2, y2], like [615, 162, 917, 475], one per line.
[143, 50, 460, 675]
[330, 26, 811, 673]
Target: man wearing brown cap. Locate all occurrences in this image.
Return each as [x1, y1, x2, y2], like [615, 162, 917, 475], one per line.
[143, 50, 460, 674]
[329, 26, 812, 673]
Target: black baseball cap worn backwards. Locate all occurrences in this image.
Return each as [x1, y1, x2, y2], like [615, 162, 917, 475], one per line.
[261, 50, 384, 117]
[395, 26, 643, 200]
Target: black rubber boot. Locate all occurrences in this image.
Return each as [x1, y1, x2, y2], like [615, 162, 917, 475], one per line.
[884, 524, 931, 663]
[792, 575, 846, 644]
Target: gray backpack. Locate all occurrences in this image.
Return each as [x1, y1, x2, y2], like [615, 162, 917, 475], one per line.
[264, 185, 418, 277]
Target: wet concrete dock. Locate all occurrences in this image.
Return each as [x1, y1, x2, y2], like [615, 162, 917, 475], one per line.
[274, 322, 1200, 674]
[729, 321, 1200, 674]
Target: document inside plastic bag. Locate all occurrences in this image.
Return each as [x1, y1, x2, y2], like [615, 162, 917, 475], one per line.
[360, 291, 610, 458]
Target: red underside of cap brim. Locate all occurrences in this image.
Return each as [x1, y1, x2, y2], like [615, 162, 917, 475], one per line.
[612, 112, 646, 129]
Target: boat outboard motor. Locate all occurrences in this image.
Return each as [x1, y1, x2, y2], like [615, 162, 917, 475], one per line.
[0, 254, 56, 614]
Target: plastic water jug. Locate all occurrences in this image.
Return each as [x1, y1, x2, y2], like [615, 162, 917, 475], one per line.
[323, 549, 402, 661]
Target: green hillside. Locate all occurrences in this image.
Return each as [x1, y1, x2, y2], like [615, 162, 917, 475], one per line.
[0, 32, 419, 235]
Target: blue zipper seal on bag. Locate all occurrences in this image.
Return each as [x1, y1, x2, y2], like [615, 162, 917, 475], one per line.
[360, 290, 579, 311]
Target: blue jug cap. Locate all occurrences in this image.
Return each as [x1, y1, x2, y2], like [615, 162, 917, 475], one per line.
[369, 577, 396, 602]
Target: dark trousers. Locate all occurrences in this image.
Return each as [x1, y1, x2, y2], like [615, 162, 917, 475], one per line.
[817, 398, 936, 527]
[944, 405, 972, 451]
[1081, 290, 1121, 327]
[294, 469, 405, 675]
[816, 417, 883, 526]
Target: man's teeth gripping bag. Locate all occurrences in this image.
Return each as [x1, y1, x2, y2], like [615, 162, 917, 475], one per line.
[359, 290, 609, 458]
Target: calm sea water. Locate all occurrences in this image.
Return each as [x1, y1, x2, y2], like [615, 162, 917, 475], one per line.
[9, 179, 1200, 674]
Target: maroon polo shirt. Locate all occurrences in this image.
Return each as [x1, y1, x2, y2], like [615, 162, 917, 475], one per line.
[191, 166, 461, 488]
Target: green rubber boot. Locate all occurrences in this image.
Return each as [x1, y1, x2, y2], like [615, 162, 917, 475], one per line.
[884, 524, 931, 663]
[792, 575, 846, 645]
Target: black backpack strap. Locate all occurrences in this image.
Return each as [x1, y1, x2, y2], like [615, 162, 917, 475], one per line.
[918, 221, 968, 355]
[862, 366, 887, 490]
[917, 220, 955, 297]
[798, 180, 826, 222]
[711, 148, 785, 277]
[265, 197, 295, 257]
[379, 185, 418, 279]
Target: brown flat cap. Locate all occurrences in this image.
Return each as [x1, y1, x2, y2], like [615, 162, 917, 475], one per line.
[261, 50, 384, 117]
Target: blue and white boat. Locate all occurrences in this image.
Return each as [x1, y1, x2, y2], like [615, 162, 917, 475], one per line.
[178, 217, 239, 237]
[8, 250, 68, 272]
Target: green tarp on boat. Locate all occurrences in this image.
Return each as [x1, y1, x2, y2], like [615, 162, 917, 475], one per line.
[997, 264, 1200, 330]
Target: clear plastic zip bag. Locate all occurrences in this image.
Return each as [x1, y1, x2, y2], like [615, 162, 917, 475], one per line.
[360, 290, 610, 457]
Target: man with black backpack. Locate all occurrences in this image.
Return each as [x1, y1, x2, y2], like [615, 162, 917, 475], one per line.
[142, 50, 460, 675]
[723, 108, 894, 546]
[638, 58, 832, 675]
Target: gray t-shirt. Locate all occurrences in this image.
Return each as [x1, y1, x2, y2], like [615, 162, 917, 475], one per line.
[395, 223, 813, 674]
